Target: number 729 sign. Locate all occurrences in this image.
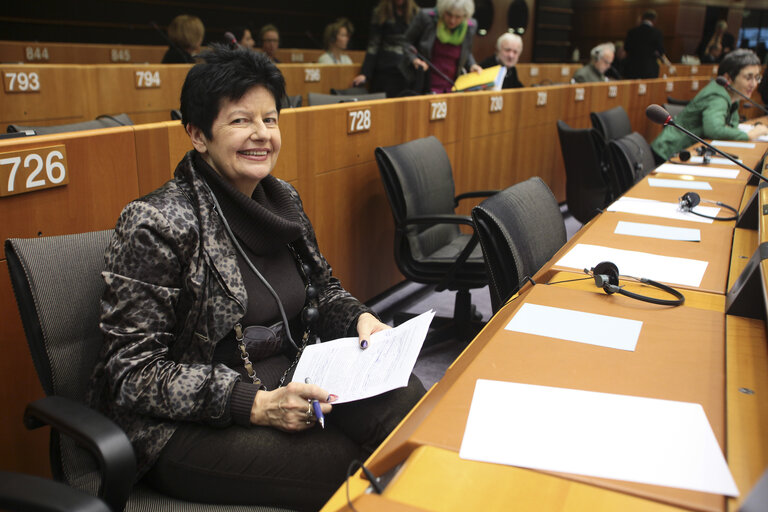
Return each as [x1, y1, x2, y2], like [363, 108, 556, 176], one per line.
[0, 145, 69, 197]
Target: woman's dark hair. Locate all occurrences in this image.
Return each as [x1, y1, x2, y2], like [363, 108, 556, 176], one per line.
[180, 43, 286, 139]
[230, 26, 250, 43]
[718, 48, 760, 80]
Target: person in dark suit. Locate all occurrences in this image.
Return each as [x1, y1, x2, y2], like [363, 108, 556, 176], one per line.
[161, 15, 204, 64]
[623, 10, 670, 79]
[479, 32, 524, 89]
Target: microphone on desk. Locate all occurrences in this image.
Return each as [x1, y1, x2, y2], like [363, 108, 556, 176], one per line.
[223, 31, 239, 49]
[715, 76, 768, 117]
[645, 104, 767, 183]
[406, 45, 457, 90]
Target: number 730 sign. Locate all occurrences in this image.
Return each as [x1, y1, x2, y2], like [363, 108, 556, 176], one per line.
[0, 145, 69, 197]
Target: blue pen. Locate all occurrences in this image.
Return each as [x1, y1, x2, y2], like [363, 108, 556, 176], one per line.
[304, 377, 325, 429]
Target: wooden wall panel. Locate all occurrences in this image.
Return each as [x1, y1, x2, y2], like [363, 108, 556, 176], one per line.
[0, 40, 167, 64]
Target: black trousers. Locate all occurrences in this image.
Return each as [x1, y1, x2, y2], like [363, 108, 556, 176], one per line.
[145, 374, 425, 511]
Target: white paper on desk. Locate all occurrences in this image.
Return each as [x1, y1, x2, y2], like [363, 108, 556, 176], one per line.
[712, 140, 756, 149]
[615, 220, 701, 242]
[292, 310, 434, 404]
[459, 380, 739, 497]
[647, 178, 712, 190]
[688, 155, 742, 166]
[505, 303, 642, 351]
[654, 163, 740, 179]
[607, 197, 718, 224]
[555, 243, 708, 287]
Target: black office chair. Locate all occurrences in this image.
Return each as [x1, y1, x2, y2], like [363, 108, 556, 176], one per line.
[7, 114, 133, 135]
[330, 86, 368, 96]
[4, 231, 292, 512]
[666, 96, 690, 106]
[556, 120, 618, 224]
[375, 136, 496, 342]
[281, 95, 303, 108]
[307, 92, 386, 106]
[662, 102, 685, 119]
[590, 106, 632, 143]
[607, 132, 657, 192]
[170, 109, 182, 120]
[472, 177, 567, 313]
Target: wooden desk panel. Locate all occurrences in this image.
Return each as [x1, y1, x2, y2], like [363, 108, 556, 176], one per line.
[588, 82, 631, 118]
[462, 88, 520, 138]
[134, 121, 192, 196]
[387, 285, 726, 512]
[0, 127, 140, 259]
[627, 80, 656, 134]
[553, 212, 734, 294]
[0, 64, 90, 129]
[562, 83, 592, 124]
[400, 94, 465, 145]
[0, 40, 167, 64]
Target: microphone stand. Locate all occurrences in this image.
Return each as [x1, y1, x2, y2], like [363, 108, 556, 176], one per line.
[716, 76, 768, 117]
[646, 104, 767, 183]
[406, 46, 457, 90]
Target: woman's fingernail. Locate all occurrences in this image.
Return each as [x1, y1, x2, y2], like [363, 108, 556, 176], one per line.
[327, 394, 338, 402]
[360, 339, 368, 349]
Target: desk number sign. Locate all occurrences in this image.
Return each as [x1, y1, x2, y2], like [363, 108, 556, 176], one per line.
[348, 108, 372, 134]
[135, 70, 161, 88]
[0, 145, 69, 197]
[3, 71, 41, 93]
[430, 100, 448, 121]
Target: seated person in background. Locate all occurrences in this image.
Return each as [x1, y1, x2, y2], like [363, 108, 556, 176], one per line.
[260, 24, 281, 62]
[651, 49, 768, 165]
[760, 65, 768, 105]
[701, 43, 723, 64]
[697, 20, 734, 63]
[319, 18, 355, 64]
[353, 0, 421, 97]
[572, 42, 614, 83]
[161, 14, 204, 63]
[87, 44, 425, 511]
[606, 40, 626, 79]
[404, 0, 483, 94]
[232, 26, 255, 50]
[479, 32, 524, 89]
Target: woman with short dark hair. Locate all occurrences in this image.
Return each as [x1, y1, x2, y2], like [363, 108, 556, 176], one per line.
[651, 49, 768, 163]
[89, 44, 424, 511]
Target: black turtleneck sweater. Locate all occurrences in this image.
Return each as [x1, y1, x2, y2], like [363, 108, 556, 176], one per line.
[194, 152, 306, 425]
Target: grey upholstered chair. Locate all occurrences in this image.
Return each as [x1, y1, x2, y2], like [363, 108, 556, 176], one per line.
[607, 132, 657, 192]
[590, 106, 632, 143]
[307, 91, 385, 106]
[4, 231, 292, 512]
[471, 177, 567, 313]
[7, 114, 133, 135]
[375, 136, 496, 342]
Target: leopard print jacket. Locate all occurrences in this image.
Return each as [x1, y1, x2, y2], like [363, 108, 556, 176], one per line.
[88, 151, 373, 477]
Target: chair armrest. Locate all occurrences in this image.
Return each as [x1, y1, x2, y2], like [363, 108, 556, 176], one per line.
[454, 190, 500, 206]
[24, 396, 136, 512]
[404, 213, 475, 229]
[0, 470, 111, 512]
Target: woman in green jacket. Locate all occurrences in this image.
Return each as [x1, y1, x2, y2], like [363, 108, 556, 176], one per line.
[651, 49, 768, 164]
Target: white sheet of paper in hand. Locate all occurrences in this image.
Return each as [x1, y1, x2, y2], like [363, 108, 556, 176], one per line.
[505, 303, 642, 351]
[614, 220, 701, 242]
[647, 177, 712, 190]
[654, 163, 740, 179]
[555, 243, 708, 287]
[607, 196, 718, 224]
[459, 380, 739, 497]
[292, 310, 435, 403]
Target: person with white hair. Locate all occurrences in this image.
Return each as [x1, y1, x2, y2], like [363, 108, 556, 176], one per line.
[404, 0, 483, 93]
[479, 32, 524, 89]
[572, 42, 615, 83]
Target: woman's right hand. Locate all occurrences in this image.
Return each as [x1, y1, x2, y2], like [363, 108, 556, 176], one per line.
[250, 382, 335, 431]
[352, 74, 367, 86]
[412, 58, 428, 71]
[748, 124, 768, 140]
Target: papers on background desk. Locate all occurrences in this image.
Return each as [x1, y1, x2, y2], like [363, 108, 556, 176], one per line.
[614, 221, 701, 242]
[607, 197, 719, 224]
[459, 380, 739, 497]
[505, 303, 642, 351]
[711, 140, 755, 149]
[687, 155, 741, 166]
[292, 310, 434, 403]
[654, 163, 740, 179]
[555, 243, 708, 287]
[738, 124, 768, 142]
[647, 177, 712, 190]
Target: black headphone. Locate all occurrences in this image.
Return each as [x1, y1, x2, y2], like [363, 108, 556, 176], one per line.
[587, 261, 685, 306]
[678, 191, 738, 221]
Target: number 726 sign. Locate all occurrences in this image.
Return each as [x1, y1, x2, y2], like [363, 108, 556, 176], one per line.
[0, 145, 69, 197]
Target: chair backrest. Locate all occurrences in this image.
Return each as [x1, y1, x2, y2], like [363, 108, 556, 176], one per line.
[666, 96, 690, 106]
[663, 102, 685, 119]
[307, 91, 386, 106]
[281, 95, 303, 108]
[7, 114, 133, 135]
[590, 106, 632, 142]
[331, 86, 368, 96]
[556, 119, 617, 224]
[5, 230, 114, 488]
[472, 177, 566, 312]
[374, 136, 461, 262]
[608, 132, 657, 190]
[170, 109, 182, 120]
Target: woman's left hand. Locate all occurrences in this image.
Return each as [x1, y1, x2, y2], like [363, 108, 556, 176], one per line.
[470, 64, 483, 74]
[357, 312, 390, 349]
